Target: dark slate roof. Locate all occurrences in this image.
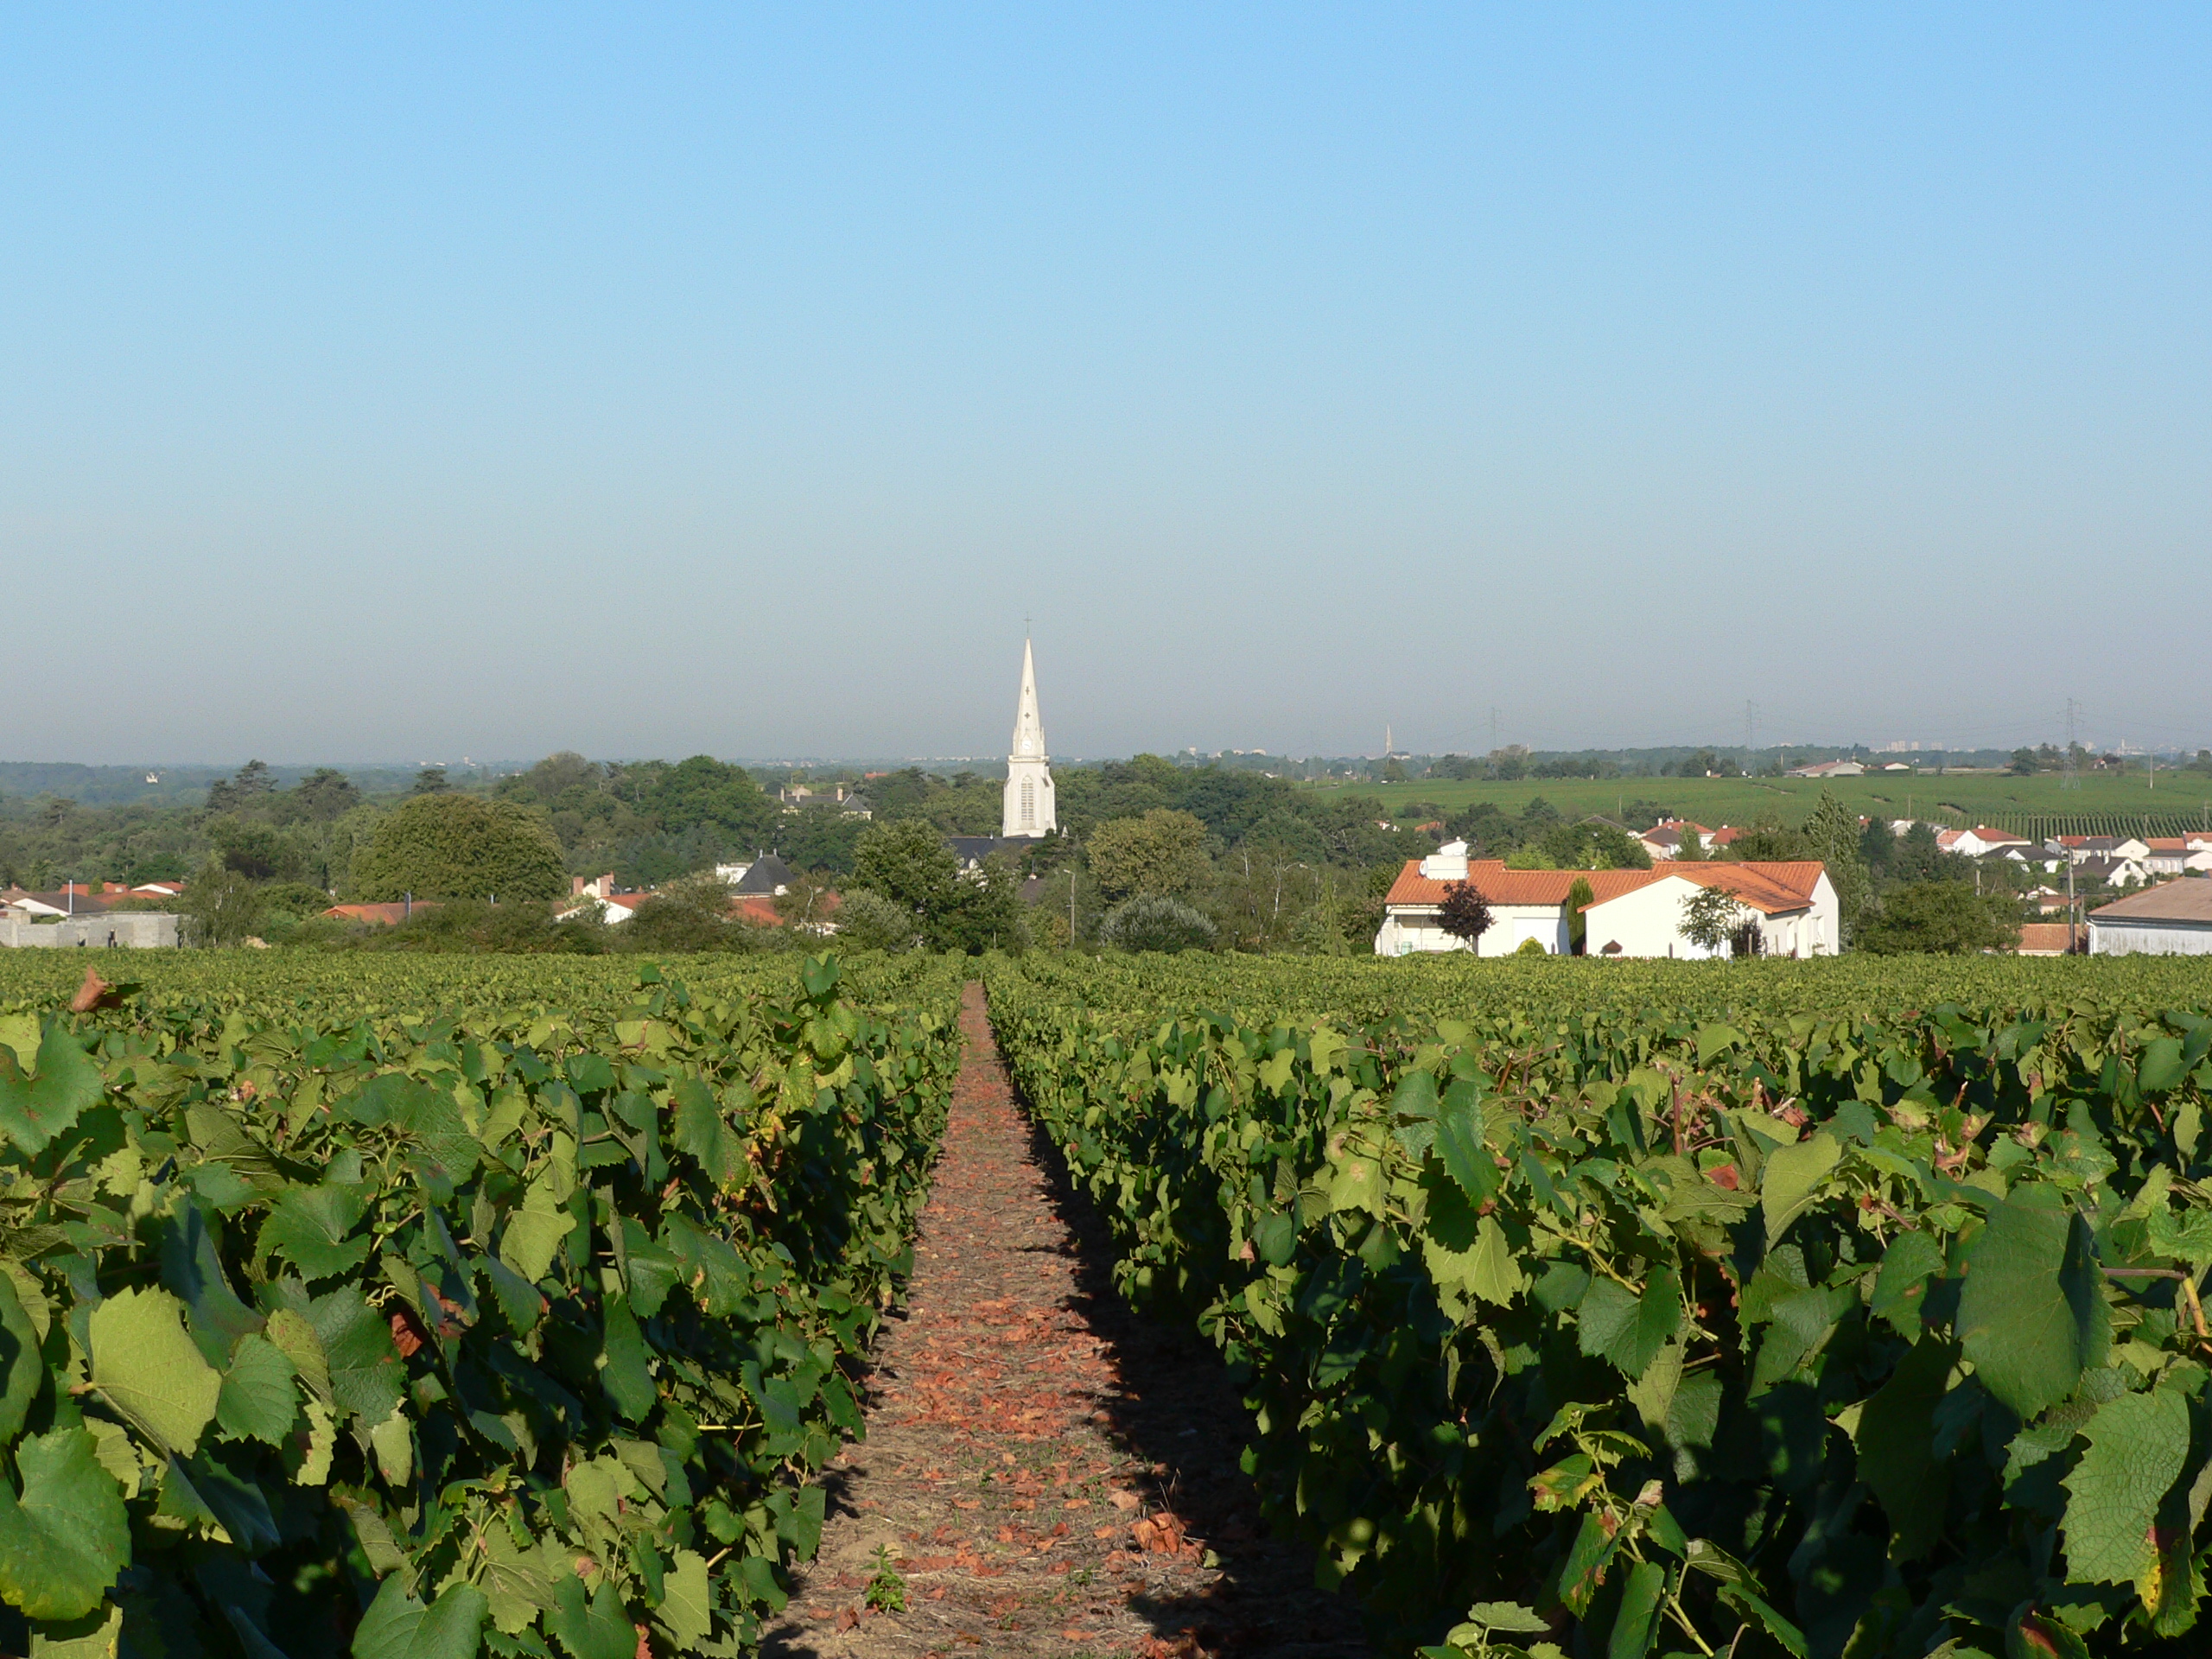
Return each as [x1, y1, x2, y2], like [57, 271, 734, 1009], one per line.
[733, 854, 794, 894]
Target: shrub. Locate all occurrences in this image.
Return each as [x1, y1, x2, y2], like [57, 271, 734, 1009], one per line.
[831, 888, 925, 952]
[1098, 894, 1216, 954]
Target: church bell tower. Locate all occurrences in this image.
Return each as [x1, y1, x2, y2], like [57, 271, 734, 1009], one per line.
[1001, 636, 1057, 838]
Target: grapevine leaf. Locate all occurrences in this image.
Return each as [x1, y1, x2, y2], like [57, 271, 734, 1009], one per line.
[480, 1527, 553, 1635]
[371, 1408, 414, 1488]
[1578, 1268, 1681, 1380]
[264, 1307, 332, 1404]
[27, 1600, 124, 1657]
[670, 1079, 745, 1190]
[216, 1334, 298, 1447]
[546, 1573, 633, 1659]
[1557, 1509, 1620, 1615]
[499, 1177, 576, 1287]
[352, 1573, 489, 1659]
[599, 1299, 655, 1422]
[1870, 1230, 1946, 1336]
[1434, 1091, 1497, 1204]
[1760, 1131, 1842, 1249]
[1958, 1188, 2109, 1420]
[655, 1549, 713, 1646]
[308, 1287, 405, 1427]
[0, 1027, 104, 1156]
[0, 1268, 42, 1447]
[259, 1185, 372, 1282]
[1459, 1602, 1550, 1634]
[1856, 1337, 1956, 1562]
[2138, 1039, 2186, 1096]
[87, 1287, 220, 1456]
[2062, 1388, 2189, 1585]
[1608, 1559, 1665, 1659]
[0, 1427, 130, 1621]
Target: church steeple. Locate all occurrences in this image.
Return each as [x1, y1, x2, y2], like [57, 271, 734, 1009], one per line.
[1002, 635, 1057, 837]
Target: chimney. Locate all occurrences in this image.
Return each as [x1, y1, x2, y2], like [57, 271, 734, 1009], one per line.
[572, 875, 587, 896]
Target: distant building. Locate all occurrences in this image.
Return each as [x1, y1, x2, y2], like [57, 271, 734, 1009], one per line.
[1937, 826, 2029, 858]
[1375, 842, 1839, 958]
[2014, 922, 2084, 957]
[325, 901, 442, 926]
[2088, 880, 2212, 956]
[0, 912, 179, 948]
[1786, 760, 1866, 779]
[1001, 637, 1057, 839]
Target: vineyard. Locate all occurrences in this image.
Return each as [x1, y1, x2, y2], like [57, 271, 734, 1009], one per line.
[6, 944, 2212, 1657]
[985, 952, 2212, 1657]
[0, 950, 964, 1656]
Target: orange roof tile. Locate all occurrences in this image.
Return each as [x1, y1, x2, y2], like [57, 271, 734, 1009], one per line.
[1383, 858, 1825, 916]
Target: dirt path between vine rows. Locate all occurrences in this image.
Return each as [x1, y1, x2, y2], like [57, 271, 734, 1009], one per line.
[761, 983, 1366, 1659]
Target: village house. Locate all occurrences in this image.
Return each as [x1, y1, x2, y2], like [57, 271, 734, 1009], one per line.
[1786, 759, 1866, 779]
[2050, 835, 2151, 865]
[2088, 880, 2212, 956]
[1637, 820, 1742, 861]
[1936, 826, 2030, 858]
[1374, 841, 1839, 958]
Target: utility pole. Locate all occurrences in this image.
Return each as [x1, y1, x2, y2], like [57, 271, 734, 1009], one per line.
[2063, 699, 2081, 790]
[1489, 707, 1499, 754]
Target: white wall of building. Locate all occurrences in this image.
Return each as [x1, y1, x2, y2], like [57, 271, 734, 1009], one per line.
[2088, 920, 2212, 956]
[1375, 903, 1567, 957]
[1580, 873, 1840, 960]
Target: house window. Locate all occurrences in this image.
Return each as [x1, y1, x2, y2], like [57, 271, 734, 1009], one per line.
[1020, 777, 1035, 827]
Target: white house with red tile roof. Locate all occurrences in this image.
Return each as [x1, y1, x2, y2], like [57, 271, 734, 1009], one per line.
[1374, 842, 1839, 958]
[1637, 819, 1718, 861]
[1937, 826, 2031, 858]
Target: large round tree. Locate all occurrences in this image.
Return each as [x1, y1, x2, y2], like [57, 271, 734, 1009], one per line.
[349, 795, 566, 902]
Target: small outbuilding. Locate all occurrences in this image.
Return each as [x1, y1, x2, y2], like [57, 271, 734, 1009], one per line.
[2087, 880, 2212, 956]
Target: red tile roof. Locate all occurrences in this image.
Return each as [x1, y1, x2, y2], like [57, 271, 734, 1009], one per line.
[1383, 858, 1825, 916]
[2014, 922, 2082, 954]
[325, 902, 442, 925]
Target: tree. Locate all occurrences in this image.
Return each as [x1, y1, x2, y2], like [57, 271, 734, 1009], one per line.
[1086, 810, 1210, 903]
[205, 760, 276, 813]
[179, 856, 264, 947]
[1857, 882, 2021, 955]
[292, 768, 362, 821]
[1566, 876, 1594, 955]
[832, 888, 925, 952]
[621, 873, 778, 954]
[2009, 747, 2039, 776]
[1679, 884, 1744, 956]
[349, 795, 566, 901]
[412, 766, 450, 796]
[1099, 894, 1216, 954]
[1799, 790, 1872, 944]
[851, 821, 960, 923]
[1436, 880, 1494, 951]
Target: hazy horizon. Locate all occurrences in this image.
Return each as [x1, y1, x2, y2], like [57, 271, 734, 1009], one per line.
[5, 8, 2206, 764]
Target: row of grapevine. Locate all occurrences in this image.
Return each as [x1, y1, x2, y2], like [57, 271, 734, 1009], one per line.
[986, 952, 2212, 1657]
[0, 951, 963, 1656]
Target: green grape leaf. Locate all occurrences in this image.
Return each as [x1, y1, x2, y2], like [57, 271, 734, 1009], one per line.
[308, 1287, 405, 1427]
[599, 1299, 654, 1422]
[0, 1027, 104, 1156]
[499, 1177, 576, 1286]
[655, 1548, 713, 1646]
[480, 1527, 553, 1636]
[2138, 1039, 2187, 1096]
[28, 1602, 124, 1656]
[0, 1268, 42, 1447]
[259, 1185, 372, 1282]
[1578, 1267, 1681, 1380]
[1958, 1188, 2109, 1420]
[87, 1287, 220, 1456]
[1608, 1560, 1666, 1659]
[547, 1573, 633, 1659]
[216, 1334, 298, 1447]
[1856, 1336, 1956, 1562]
[0, 1427, 130, 1621]
[1760, 1131, 1842, 1249]
[1433, 1092, 1497, 1204]
[352, 1574, 489, 1659]
[2062, 1388, 2189, 1585]
[670, 1079, 745, 1190]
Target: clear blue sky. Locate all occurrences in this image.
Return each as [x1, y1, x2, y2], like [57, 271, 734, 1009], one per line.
[3, 6, 2206, 764]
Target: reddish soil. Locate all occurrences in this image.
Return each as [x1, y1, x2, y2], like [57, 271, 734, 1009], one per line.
[761, 983, 1366, 1659]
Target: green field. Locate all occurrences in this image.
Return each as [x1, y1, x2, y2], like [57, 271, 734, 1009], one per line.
[1304, 766, 2212, 840]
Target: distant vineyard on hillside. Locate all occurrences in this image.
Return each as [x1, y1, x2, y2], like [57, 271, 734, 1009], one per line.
[1925, 804, 2212, 840]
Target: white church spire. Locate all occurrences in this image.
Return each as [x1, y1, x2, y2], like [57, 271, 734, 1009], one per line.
[1001, 635, 1057, 837]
